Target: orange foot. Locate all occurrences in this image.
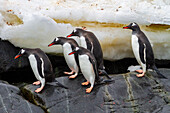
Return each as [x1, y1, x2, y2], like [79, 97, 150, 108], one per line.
[35, 87, 43, 93]
[33, 81, 40, 85]
[135, 70, 143, 73]
[86, 87, 93, 93]
[136, 73, 145, 77]
[82, 81, 90, 86]
[69, 74, 77, 79]
[64, 71, 74, 75]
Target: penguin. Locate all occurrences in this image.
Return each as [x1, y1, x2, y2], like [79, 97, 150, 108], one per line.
[48, 37, 79, 79]
[68, 47, 100, 93]
[14, 48, 67, 93]
[67, 28, 111, 79]
[68, 47, 114, 93]
[123, 22, 167, 78]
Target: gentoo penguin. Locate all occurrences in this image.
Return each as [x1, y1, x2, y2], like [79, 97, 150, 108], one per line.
[67, 28, 110, 79]
[68, 47, 100, 93]
[48, 37, 79, 79]
[15, 48, 67, 93]
[123, 22, 166, 78]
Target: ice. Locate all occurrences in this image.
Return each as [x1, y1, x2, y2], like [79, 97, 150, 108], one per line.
[0, 0, 169, 60]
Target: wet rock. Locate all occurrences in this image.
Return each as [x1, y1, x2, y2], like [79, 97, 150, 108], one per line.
[21, 68, 170, 113]
[0, 80, 44, 113]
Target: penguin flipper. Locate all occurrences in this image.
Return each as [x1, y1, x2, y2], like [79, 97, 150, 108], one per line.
[138, 39, 146, 64]
[88, 55, 100, 82]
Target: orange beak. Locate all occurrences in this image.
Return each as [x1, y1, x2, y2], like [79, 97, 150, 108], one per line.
[14, 55, 21, 59]
[68, 51, 76, 55]
[67, 34, 73, 37]
[48, 42, 55, 47]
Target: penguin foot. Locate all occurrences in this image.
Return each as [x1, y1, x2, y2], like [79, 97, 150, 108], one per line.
[86, 87, 93, 93]
[33, 81, 40, 85]
[35, 87, 43, 93]
[69, 74, 77, 79]
[64, 71, 74, 75]
[82, 81, 90, 86]
[136, 73, 145, 77]
[135, 70, 143, 73]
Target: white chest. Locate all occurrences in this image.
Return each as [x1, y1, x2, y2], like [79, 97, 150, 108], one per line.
[63, 43, 72, 55]
[80, 36, 87, 49]
[63, 43, 77, 68]
[79, 55, 95, 81]
[131, 35, 141, 64]
[28, 54, 43, 80]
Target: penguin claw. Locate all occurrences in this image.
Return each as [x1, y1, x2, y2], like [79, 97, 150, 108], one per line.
[136, 73, 145, 77]
[86, 87, 93, 93]
[69, 74, 77, 79]
[64, 71, 74, 75]
[33, 81, 40, 85]
[135, 70, 143, 73]
[82, 81, 90, 86]
[35, 87, 43, 93]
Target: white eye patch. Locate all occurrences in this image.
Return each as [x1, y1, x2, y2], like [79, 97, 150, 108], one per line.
[132, 23, 136, 26]
[75, 47, 79, 51]
[55, 37, 59, 41]
[73, 28, 77, 33]
[21, 49, 25, 54]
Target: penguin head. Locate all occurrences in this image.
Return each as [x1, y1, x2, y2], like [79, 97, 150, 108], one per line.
[123, 22, 140, 31]
[67, 28, 84, 37]
[48, 37, 60, 47]
[68, 47, 80, 55]
[14, 49, 26, 59]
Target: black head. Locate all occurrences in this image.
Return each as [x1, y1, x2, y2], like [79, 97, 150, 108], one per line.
[48, 37, 63, 47]
[123, 22, 140, 31]
[14, 49, 27, 59]
[67, 28, 84, 37]
[68, 47, 80, 55]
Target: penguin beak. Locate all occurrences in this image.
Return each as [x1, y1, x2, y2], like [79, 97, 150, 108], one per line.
[48, 42, 55, 47]
[68, 51, 76, 55]
[123, 26, 129, 29]
[67, 34, 73, 38]
[14, 54, 21, 59]
[67, 30, 75, 37]
[123, 24, 131, 29]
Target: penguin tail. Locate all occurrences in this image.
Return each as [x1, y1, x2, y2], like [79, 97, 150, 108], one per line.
[151, 65, 167, 79]
[96, 77, 115, 85]
[47, 80, 68, 89]
[99, 69, 111, 79]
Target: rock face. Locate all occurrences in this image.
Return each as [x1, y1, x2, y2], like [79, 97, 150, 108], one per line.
[0, 38, 169, 113]
[21, 69, 170, 113]
[0, 80, 44, 113]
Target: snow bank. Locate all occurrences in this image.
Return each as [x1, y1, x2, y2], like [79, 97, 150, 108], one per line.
[0, 0, 170, 60]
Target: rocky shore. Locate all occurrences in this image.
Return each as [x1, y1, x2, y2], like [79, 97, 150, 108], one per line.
[0, 39, 169, 113]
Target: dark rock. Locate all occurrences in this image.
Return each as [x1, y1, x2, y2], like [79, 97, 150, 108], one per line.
[21, 69, 170, 113]
[0, 80, 44, 113]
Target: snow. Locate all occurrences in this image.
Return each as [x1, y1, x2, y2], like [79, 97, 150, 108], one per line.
[0, 0, 170, 60]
